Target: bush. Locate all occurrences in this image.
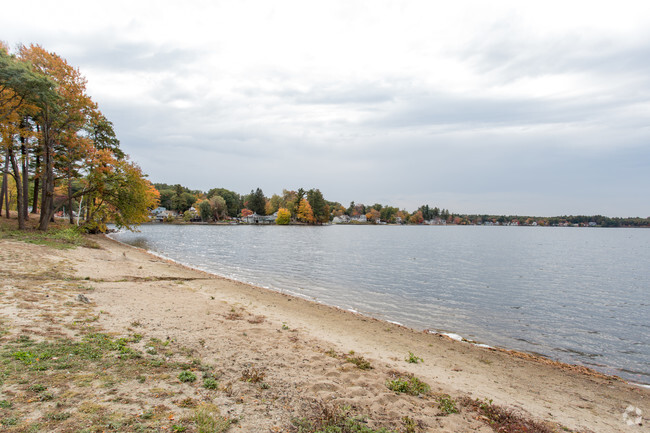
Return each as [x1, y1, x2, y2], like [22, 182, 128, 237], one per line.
[178, 371, 197, 383]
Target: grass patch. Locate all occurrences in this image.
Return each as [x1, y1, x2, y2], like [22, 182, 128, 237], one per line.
[405, 351, 423, 364]
[194, 404, 231, 433]
[203, 377, 219, 390]
[178, 371, 197, 383]
[0, 223, 97, 249]
[385, 373, 430, 396]
[292, 401, 395, 433]
[461, 397, 558, 433]
[436, 394, 458, 415]
[344, 353, 373, 370]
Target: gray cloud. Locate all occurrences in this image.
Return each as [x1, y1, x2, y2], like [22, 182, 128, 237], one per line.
[4, 2, 648, 217]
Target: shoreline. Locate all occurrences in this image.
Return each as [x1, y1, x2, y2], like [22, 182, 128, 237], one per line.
[107, 231, 649, 388]
[1, 234, 648, 432]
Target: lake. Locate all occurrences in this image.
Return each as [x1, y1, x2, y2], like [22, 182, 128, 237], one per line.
[109, 224, 650, 386]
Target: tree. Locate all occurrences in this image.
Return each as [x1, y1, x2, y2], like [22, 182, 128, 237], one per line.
[207, 187, 240, 217]
[247, 187, 266, 215]
[281, 189, 298, 217]
[275, 208, 291, 225]
[307, 188, 329, 224]
[267, 193, 281, 215]
[199, 200, 212, 222]
[18, 44, 96, 230]
[297, 198, 314, 224]
[83, 160, 159, 232]
[210, 195, 227, 220]
[409, 211, 424, 224]
[366, 208, 381, 223]
[1, 47, 56, 228]
[380, 206, 398, 223]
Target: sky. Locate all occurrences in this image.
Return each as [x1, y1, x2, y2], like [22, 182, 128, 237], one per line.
[3, 1, 650, 217]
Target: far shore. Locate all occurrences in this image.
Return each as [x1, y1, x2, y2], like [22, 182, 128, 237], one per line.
[1, 232, 648, 432]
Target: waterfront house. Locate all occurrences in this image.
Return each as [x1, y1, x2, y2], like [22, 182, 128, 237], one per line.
[243, 212, 277, 224]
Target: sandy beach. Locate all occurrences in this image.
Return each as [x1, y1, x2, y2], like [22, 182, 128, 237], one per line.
[1, 234, 648, 432]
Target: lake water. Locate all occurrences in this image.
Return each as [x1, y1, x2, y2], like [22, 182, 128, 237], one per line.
[109, 224, 650, 385]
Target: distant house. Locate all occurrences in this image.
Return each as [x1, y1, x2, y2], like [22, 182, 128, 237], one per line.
[152, 207, 167, 216]
[151, 207, 179, 222]
[243, 212, 277, 224]
[332, 215, 351, 224]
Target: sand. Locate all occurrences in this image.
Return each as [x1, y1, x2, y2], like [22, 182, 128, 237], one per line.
[1, 234, 648, 432]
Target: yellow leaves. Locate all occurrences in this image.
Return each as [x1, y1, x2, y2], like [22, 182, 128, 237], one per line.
[276, 208, 291, 225]
[297, 199, 315, 224]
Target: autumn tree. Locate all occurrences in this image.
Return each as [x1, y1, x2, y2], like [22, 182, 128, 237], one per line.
[275, 207, 291, 225]
[16, 44, 98, 230]
[267, 193, 281, 215]
[280, 189, 298, 217]
[297, 198, 314, 224]
[366, 208, 381, 223]
[1, 46, 56, 228]
[82, 159, 159, 232]
[409, 210, 424, 224]
[1, 44, 158, 232]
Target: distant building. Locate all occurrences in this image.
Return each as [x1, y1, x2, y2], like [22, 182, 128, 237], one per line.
[243, 212, 277, 224]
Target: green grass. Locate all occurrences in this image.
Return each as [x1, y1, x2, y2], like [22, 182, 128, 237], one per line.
[0, 223, 97, 249]
[436, 394, 458, 414]
[385, 374, 430, 396]
[405, 352, 423, 364]
[203, 377, 219, 389]
[194, 404, 231, 433]
[178, 371, 197, 382]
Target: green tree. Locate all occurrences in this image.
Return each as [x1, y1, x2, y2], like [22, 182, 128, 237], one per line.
[267, 193, 281, 215]
[207, 187, 240, 217]
[307, 188, 329, 224]
[199, 200, 212, 222]
[247, 187, 266, 215]
[210, 195, 227, 220]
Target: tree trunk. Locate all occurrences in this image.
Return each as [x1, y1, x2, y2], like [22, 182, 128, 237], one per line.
[20, 134, 29, 223]
[38, 117, 54, 231]
[0, 151, 8, 217]
[8, 147, 26, 230]
[31, 127, 41, 213]
[31, 161, 39, 213]
[68, 172, 74, 225]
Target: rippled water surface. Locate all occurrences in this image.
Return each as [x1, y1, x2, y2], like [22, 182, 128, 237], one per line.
[110, 224, 650, 385]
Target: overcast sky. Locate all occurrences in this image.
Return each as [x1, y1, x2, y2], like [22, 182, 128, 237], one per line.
[3, 1, 650, 217]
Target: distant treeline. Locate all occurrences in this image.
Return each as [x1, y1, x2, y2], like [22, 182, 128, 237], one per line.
[152, 183, 648, 227]
[450, 214, 649, 228]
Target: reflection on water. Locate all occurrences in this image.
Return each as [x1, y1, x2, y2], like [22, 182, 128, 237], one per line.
[110, 224, 650, 385]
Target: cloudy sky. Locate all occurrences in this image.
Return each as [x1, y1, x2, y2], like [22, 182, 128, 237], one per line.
[3, 1, 650, 217]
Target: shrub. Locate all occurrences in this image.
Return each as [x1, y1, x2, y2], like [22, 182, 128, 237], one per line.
[178, 371, 197, 383]
[386, 374, 430, 396]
